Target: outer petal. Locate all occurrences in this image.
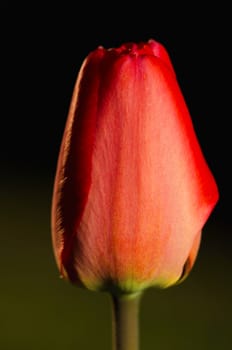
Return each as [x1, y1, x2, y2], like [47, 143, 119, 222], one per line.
[51, 48, 104, 282]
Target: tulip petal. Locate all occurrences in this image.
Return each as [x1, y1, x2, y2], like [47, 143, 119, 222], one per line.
[51, 48, 105, 282]
[70, 50, 218, 291]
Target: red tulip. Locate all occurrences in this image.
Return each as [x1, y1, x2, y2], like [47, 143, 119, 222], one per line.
[51, 39, 219, 294]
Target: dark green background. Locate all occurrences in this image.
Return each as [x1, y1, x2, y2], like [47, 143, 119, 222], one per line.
[1, 4, 231, 349]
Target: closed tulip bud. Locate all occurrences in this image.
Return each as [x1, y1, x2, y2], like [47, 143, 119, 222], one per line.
[51, 39, 219, 295]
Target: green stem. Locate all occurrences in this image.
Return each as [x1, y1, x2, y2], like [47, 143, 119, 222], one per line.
[111, 293, 142, 350]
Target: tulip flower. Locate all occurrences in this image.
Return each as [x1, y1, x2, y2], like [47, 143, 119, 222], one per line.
[51, 39, 219, 350]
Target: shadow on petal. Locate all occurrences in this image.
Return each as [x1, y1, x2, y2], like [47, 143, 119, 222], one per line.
[177, 230, 202, 283]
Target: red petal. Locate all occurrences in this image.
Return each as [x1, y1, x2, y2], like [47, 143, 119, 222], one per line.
[51, 48, 104, 281]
